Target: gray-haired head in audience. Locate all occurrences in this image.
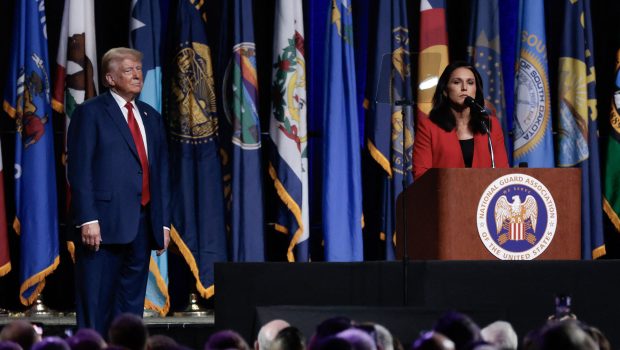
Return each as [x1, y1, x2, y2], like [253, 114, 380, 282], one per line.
[481, 321, 517, 350]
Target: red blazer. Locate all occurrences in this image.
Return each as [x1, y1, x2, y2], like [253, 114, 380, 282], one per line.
[413, 114, 509, 180]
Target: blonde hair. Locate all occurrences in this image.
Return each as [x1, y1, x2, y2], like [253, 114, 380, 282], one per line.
[101, 47, 143, 86]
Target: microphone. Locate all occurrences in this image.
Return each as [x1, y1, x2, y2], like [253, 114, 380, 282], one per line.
[464, 95, 492, 133]
[464, 96, 495, 168]
[464, 96, 489, 115]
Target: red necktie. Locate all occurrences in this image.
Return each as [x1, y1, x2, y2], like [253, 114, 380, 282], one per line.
[125, 102, 150, 206]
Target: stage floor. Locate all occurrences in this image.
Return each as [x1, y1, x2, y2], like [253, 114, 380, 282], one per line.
[0, 315, 214, 326]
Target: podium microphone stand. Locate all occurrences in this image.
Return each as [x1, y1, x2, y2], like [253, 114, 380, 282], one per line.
[374, 52, 422, 307]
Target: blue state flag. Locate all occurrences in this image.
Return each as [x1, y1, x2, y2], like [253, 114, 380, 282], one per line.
[363, 0, 413, 260]
[468, 0, 510, 161]
[3, 0, 59, 305]
[512, 0, 554, 167]
[268, 0, 309, 262]
[130, 0, 170, 315]
[164, 0, 227, 300]
[322, 0, 363, 261]
[218, 0, 265, 261]
[498, 0, 519, 161]
[557, 0, 604, 259]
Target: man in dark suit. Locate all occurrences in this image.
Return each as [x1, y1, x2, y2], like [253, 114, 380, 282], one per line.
[68, 47, 170, 337]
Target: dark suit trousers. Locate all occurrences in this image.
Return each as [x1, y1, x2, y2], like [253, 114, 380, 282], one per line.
[75, 207, 152, 338]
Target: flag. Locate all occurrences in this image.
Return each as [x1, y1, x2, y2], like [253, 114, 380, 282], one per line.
[363, 0, 413, 260]
[417, 0, 449, 117]
[499, 0, 519, 164]
[557, 0, 604, 259]
[604, 50, 620, 246]
[164, 0, 227, 299]
[269, 0, 309, 262]
[51, 0, 98, 258]
[322, 0, 363, 261]
[512, 0, 554, 167]
[0, 142, 9, 277]
[130, 0, 170, 316]
[217, 0, 265, 262]
[603, 50, 620, 245]
[467, 0, 510, 158]
[3, 0, 59, 305]
[52, 0, 98, 114]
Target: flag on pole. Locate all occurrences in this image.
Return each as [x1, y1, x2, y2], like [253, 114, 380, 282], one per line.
[130, 0, 170, 316]
[363, 0, 413, 260]
[498, 0, 519, 163]
[604, 49, 620, 246]
[322, 0, 363, 261]
[557, 0, 604, 259]
[417, 0, 449, 117]
[269, 0, 309, 262]
[165, 0, 227, 299]
[217, 0, 265, 262]
[467, 0, 510, 158]
[51, 0, 98, 258]
[512, 0, 554, 167]
[52, 0, 98, 114]
[3, 0, 59, 305]
[0, 142, 10, 277]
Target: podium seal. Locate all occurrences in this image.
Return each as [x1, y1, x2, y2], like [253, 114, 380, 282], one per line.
[476, 173, 557, 260]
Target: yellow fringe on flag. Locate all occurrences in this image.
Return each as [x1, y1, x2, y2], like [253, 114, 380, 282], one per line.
[367, 140, 392, 177]
[268, 163, 305, 263]
[19, 255, 60, 306]
[170, 226, 215, 299]
[144, 257, 170, 316]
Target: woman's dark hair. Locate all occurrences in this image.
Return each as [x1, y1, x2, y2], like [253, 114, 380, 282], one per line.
[432, 311, 482, 350]
[428, 61, 487, 134]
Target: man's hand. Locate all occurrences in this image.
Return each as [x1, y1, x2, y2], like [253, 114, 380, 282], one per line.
[81, 222, 102, 251]
[157, 228, 170, 256]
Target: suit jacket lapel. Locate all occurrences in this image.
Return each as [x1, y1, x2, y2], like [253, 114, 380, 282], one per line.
[137, 101, 156, 163]
[103, 92, 140, 161]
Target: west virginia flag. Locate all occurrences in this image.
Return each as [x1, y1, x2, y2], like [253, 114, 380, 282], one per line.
[164, 0, 227, 299]
[363, 0, 413, 260]
[130, 0, 170, 316]
[322, 0, 363, 261]
[269, 0, 309, 262]
[557, 0, 604, 259]
[3, 0, 59, 305]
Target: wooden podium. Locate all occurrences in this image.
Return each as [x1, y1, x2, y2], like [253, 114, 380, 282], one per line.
[395, 168, 581, 260]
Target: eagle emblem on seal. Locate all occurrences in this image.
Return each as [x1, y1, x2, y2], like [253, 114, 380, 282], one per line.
[494, 195, 538, 245]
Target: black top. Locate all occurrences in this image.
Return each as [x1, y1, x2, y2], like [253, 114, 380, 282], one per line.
[459, 138, 474, 168]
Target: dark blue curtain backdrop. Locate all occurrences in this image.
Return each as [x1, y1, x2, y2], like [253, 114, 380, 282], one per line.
[1, 0, 620, 312]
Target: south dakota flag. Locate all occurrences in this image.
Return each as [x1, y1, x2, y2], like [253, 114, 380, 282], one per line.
[512, 0, 554, 167]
